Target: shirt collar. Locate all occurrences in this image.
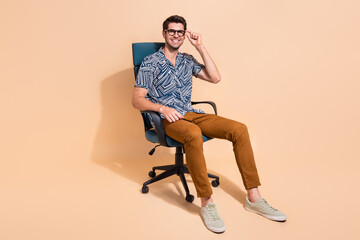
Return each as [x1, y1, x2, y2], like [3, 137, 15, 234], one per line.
[158, 47, 183, 67]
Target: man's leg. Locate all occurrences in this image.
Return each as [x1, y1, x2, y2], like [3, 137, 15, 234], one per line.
[190, 113, 286, 222]
[191, 113, 261, 192]
[163, 115, 226, 233]
[162, 116, 213, 198]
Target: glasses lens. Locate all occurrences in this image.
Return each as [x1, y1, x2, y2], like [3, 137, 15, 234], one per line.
[177, 30, 184, 36]
[168, 30, 176, 36]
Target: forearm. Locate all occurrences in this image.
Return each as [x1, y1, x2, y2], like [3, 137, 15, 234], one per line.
[132, 95, 183, 123]
[132, 96, 162, 112]
[196, 45, 221, 83]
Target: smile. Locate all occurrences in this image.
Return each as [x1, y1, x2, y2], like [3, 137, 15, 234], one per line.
[171, 39, 180, 43]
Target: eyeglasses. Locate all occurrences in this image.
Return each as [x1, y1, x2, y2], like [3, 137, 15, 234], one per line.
[165, 29, 185, 37]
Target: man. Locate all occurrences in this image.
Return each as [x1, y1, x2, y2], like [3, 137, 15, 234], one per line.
[132, 15, 286, 233]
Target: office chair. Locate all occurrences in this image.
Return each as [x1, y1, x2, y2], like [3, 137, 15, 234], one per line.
[132, 42, 220, 203]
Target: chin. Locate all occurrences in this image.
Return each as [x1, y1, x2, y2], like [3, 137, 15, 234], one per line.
[170, 45, 180, 50]
[167, 43, 182, 50]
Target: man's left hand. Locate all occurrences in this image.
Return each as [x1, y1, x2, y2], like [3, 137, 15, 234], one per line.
[186, 30, 202, 48]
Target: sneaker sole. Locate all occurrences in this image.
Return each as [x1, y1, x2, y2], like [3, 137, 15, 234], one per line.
[245, 206, 287, 222]
[200, 215, 226, 233]
[205, 224, 226, 233]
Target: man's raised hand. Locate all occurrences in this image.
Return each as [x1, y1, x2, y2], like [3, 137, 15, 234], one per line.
[185, 30, 202, 47]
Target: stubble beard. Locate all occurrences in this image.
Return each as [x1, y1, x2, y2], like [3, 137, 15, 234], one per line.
[166, 38, 183, 51]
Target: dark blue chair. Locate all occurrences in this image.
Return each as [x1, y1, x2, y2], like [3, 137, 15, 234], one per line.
[132, 42, 220, 202]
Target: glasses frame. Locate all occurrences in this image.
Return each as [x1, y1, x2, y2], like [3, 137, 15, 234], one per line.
[164, 29, 185, 37]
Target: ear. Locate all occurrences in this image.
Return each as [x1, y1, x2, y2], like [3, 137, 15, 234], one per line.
[162, 31, 166, 39]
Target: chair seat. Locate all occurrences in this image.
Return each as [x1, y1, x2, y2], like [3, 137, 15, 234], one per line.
[145, 129, 212, 147]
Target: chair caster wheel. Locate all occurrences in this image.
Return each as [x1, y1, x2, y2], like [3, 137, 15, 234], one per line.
[148, 171, 156, 178]
[141, 186, 149, 194]
[185, 194, 194, 203]
[211, 180, 220, 187]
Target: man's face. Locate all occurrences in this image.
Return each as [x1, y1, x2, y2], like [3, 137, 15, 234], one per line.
[162, 22, 185, 50]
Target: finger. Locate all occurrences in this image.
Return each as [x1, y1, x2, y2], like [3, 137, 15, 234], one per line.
[168, 114, 176, 123]
[165, 112, 175, 123]
[175, 112, 183, 119]
[188, 31, 197, 40]
[192, 33, 199, 40]
[165, 115, 173, 123]
[172, 113, 179, 121]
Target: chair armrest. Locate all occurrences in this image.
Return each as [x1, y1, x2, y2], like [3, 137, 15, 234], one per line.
[141, 111, 168, 147]
[191, 101, 218, 115]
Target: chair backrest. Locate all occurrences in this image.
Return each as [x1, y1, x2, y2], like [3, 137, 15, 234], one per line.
[132, 42, 165, 78]
[132, 42, 165, 131]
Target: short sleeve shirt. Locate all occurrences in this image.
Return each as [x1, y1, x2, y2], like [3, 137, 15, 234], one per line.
[135, 47, 205, 118]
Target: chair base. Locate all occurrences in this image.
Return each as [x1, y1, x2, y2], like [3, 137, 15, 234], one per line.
[141, 146, 220, 202]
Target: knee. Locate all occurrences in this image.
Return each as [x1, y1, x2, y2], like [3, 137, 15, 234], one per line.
[232, 122, 248, 140]
[184, 127, 203, 144]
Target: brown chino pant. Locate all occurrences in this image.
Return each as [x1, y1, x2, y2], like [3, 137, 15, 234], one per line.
[162, 112, 261, 198]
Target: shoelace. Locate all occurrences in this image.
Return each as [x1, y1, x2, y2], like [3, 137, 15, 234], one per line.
[206, 204, 221, 221]
[260, 199, 278, 212]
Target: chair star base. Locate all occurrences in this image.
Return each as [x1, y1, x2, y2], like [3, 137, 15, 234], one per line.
[141, 146, 220, 202]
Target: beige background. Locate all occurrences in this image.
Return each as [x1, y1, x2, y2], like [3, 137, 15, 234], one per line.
[1, 0, 359, 239]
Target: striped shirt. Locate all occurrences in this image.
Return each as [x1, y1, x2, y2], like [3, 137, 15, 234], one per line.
[135, 47, 205, 118]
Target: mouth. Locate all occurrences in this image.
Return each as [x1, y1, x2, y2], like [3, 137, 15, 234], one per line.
[171, 38, 180, 44]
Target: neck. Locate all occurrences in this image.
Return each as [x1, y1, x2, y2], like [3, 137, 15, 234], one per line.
[163, 44, 179, 64]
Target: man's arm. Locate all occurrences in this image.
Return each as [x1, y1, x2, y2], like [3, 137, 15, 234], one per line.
[132, 87, 183, 123]
[186, 30, 221, 84]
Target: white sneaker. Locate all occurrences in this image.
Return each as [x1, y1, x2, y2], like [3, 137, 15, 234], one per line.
[245, 196, 287, 222]
[200, 202, 226, 233]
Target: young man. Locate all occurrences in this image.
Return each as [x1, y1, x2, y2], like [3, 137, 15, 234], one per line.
[132, 15, 286, 233]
